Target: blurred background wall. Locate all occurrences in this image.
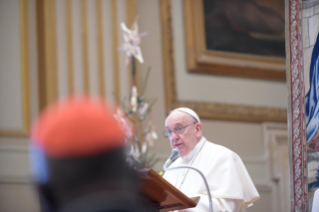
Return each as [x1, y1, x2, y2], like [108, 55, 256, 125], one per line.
[0, 0, 295, 211]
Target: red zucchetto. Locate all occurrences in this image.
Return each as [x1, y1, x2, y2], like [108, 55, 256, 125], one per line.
[31, 96, 125, 158]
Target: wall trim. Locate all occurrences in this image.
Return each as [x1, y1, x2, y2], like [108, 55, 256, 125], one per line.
[0, 176, 33, 185]
[36, 0, 58, 111]
[66, 0, 74, 95]
[0, 0, 31, 137]
[81, 0, 89, 93]
[285, 0, 308, 211]
[96, 0, 105, 97]
[112, 0, 120, 103]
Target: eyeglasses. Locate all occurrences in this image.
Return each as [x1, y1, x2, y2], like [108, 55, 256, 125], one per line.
[163, 122, 196, 138]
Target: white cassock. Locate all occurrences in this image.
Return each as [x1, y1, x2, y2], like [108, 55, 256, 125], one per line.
[163, 137, 260, 212]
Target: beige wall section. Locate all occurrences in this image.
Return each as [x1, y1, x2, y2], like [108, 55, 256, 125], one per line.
[0, 137, 40, 212]
[28, 0, 39, 123]
[102, 0, 115, 102]
[54, 0, 123, 99]
[137, 0, 167, 153]
[0, 184, 40, 212]
[72, 0, 84, 95]
[56, 0, 69, 99]
[0, 0, 24, 131]
[0, 0, 39, 211]
[87, 0, 100, 96]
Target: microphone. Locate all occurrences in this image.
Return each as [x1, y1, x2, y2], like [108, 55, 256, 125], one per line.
[163, 148, 213, 212]
[164, 148, 180, 167]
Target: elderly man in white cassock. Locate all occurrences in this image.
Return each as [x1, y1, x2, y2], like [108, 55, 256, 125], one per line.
[163, 108, 260, 212]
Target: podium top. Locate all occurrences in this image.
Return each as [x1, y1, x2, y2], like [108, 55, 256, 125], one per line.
[139, 169, 199, 212]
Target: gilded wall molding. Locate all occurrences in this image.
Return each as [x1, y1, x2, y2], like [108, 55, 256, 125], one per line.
[66, 0, 74, 95]
[160, 0, 287, 122]
[184, 0, 286, 81]
[96, 0, 105, 97]
[36, 0, 58, 111]
[112, 0, 120, 103]
[0, 0, 31, 137]
[81, 0, 89, 93]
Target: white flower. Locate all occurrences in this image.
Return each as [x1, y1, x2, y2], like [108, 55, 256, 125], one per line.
[151, 129, 158, 140]
[119, 18, 147, 65]
[145, 126, 158, 146]
[138, 102, 149, 115]
[130, 144, 135, 155]
[142, 142, 147, 154]
[114, 108, 132, 140]
[129, 144, 140, 161]
[131, 86, 138, 112]
[134, 143, 141, 158]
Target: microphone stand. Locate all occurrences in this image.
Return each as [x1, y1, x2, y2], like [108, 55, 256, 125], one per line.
[163, 162, 213, 212]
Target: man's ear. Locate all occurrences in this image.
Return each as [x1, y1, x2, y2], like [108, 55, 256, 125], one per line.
[195, 122, 203, 137]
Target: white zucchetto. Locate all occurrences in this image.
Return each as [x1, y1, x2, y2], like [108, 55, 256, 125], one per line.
[171, 107, 201, 123]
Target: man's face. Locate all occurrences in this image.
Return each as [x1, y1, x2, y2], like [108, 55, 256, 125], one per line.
[165, 111, 201, 157]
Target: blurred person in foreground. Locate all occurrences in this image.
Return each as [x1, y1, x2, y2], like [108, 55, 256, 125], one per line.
[29, 96, 147, 212]
[163, 108, 260, 212]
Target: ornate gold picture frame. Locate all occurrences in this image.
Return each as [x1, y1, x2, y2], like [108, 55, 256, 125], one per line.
[160, 0, 287, 122]
[184, 0, 286, 81]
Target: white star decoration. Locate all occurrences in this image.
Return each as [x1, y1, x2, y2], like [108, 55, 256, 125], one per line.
[119, 18, 147, 65]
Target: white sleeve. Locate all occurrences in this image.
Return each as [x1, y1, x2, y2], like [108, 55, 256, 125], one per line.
[176, 195, 243, 212]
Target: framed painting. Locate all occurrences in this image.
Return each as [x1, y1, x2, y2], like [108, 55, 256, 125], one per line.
[160, 0, 287, 122]
[185, 0, 286, 80]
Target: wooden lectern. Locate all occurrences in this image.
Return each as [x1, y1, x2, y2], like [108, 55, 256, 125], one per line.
[139, 169, 200, 212]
